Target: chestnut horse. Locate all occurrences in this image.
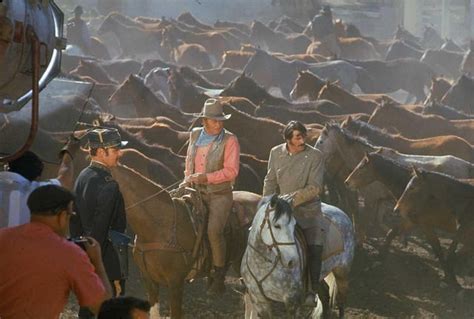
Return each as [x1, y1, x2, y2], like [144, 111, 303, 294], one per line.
[112, 164, 261, 318]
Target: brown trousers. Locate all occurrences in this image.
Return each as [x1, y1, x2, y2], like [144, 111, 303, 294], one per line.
[201, 191, 233, 267]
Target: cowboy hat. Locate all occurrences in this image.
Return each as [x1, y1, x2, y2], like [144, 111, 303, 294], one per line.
[196, 98, 231, 121]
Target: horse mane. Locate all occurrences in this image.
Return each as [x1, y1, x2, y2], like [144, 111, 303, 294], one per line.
[326, 122, 378, 149]
[258, 195, 293, 223]
[344, 118, 397, 143]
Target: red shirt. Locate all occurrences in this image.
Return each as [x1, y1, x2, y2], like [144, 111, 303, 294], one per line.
[0, 222, 106, 319]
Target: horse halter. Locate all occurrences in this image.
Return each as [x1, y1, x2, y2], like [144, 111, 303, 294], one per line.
[245, 202, 298, 302]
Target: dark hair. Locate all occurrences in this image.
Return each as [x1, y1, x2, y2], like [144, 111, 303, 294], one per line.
[27, 185, 75, 216]
[283, 121, 307, 141]
[8, 151, 44, 181]
[98, 296, 151, 319]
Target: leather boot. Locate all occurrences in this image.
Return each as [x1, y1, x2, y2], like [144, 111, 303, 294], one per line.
[304, 244, 324, 307]
[207, 266, 226, 296]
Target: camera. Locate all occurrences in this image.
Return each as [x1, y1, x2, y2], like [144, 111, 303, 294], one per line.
[69, 236, 88, 250]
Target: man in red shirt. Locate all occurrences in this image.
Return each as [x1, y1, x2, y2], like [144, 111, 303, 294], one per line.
[0, 185, 112, 318]
[184, 98, 240, 296]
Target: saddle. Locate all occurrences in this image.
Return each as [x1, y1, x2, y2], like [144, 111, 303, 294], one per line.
[170, 186, 251, 280]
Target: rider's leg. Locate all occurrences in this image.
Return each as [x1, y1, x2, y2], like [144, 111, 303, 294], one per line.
[206, 191, 233, 295]
[303, 220, 326, 306]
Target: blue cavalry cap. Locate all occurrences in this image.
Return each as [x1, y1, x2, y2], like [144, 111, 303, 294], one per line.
[86, 128, 128, 149]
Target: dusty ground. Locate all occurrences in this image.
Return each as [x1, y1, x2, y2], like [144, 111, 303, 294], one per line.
[62, 228, 474, 319]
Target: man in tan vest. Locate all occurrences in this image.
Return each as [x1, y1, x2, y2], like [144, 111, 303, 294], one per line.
[183, 98, 240, 295]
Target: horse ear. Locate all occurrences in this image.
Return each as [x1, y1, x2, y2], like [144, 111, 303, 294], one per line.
[270, 194, 278, 208]
[411, 165, 420, 177]
[346, 115, 353, 123]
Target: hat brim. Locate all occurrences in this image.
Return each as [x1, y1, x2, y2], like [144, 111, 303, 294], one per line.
[195, 113, 231, 121]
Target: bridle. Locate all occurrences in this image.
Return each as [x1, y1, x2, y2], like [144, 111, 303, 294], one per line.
[245, 202, 299, 301]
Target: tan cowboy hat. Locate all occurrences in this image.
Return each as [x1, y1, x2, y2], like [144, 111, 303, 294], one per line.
[196, 98, 231, 121]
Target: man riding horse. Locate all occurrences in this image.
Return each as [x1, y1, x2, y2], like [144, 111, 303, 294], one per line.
[182, 98, 240, 296]
[263, 120, 327, 307]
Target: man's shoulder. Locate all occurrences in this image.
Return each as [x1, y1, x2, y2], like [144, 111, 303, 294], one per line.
[305, 144, 323, 159]
[270, 143, 286, 155]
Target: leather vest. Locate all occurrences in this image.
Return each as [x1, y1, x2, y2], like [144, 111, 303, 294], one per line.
[188, 127, 234, 193]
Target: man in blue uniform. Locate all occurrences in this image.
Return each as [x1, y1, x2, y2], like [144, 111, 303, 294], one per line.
[70, 128, 128, 319]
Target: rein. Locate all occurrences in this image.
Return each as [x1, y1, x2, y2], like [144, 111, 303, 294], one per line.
[245, 203, 298, 301]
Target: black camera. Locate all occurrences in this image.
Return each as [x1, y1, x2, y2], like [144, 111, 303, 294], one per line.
[69, 236, 88, 250]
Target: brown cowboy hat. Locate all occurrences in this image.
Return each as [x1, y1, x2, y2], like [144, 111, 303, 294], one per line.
[196, 98, 231, 121]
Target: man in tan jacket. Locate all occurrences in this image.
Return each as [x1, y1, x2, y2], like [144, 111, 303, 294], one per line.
[263, 120, 326, 306]
[183, 98, 240, 296]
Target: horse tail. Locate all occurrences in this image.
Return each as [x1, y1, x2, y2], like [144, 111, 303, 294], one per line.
[325, 272, 338, 310]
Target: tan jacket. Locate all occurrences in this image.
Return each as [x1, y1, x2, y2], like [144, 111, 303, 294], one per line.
[263, 143, 324, 207]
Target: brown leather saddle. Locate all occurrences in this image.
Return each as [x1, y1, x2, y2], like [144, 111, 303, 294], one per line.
[170, 187, 251, 280]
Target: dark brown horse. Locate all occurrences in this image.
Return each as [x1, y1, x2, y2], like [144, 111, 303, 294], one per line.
[423, 100, 474, 121]
[441, 74, 474, 114]
[112, 164, 261, 318]
[424, 77, 452, 104]
[394, 168, 474, 287]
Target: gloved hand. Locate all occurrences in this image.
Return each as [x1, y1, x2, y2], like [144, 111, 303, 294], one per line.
[59, 135, 81, 159]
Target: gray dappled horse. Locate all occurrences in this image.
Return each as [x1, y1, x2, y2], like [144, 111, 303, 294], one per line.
[241, 195, 355, 318]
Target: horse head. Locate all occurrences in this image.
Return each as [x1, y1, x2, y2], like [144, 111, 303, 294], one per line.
[253, 195, 298, 269]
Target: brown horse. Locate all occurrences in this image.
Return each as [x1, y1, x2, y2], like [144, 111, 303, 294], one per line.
[317, 82, 377, 114]
[344, 151, 457, 261]
[111, 164, 261, 318]
[289, 70, 327, 101]
[307, 37, 380, 60]
[394, 168, 474, 287]
[341, 117, 474, 162]
[346, 58, 434, 103]
[243, 48, 367, 99]
[108, 74, 193, 125]
[254, 103, 368, 126]
[250, 20, 311, 55]
[70, 59, 118, 85]
[368, 102, 474, 144]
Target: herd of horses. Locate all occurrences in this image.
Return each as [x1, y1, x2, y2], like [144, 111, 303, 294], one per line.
[4, 7, 474, 318]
